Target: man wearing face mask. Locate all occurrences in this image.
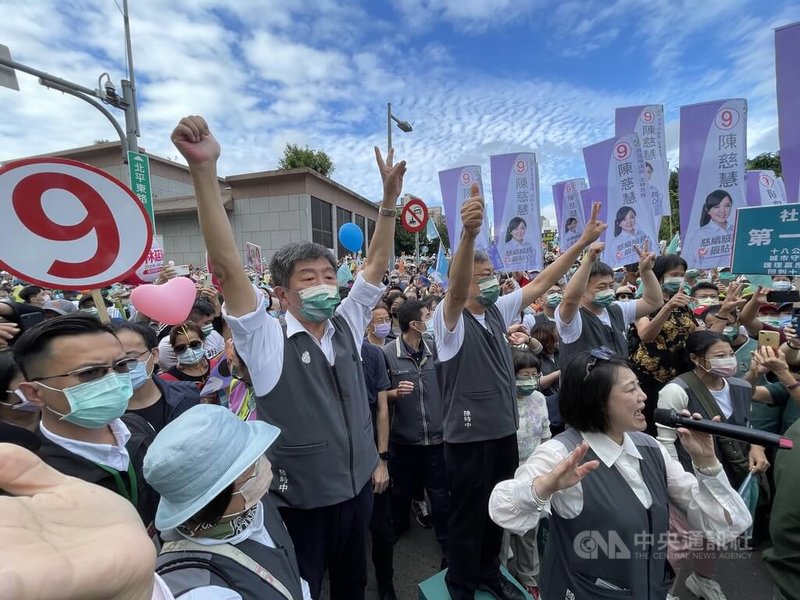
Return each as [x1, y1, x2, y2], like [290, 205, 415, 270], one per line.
[172, 115, 404, 600]
[146, 404, 311, 599]
[12, 314, 160, 528]
[112, 322, 200, 433]
[528, 282, 563, 328]
[434, 192, 607, 600]
[382, 300, 448, 561]
[556, 240, 663, 371]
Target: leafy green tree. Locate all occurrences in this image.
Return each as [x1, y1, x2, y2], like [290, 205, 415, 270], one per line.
[393, 219, 450, 257]
[746, 152, 782, 176]
[658, 169, 680, 242]
[278, 144, 335, 177]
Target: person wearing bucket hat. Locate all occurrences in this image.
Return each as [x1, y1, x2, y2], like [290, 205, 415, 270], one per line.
[146, 404, 310, 599]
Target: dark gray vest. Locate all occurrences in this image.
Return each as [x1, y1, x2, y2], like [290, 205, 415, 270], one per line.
[541, 428, 673, 600]
[382, 336, 444, 446]
[439, 306, 518, 443]
[669, 375, 752, 487]
[156, 500, 304, 600]
[257, 315, 378, 509]
[560, 305, 628, 371]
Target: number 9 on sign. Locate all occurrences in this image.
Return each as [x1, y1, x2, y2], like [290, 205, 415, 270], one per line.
[715, 107, 740, 130]
[0, 158, 153, 290]
[614, 142, 631, 161]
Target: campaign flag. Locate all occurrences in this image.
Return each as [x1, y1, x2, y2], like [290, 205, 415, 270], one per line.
[431, 242, 449, 288]
[776, 22, 800, 203]
[679, 99, 747, 269]
[583, 134, 658, 267]
[245, 242, 263, 273]
[616, 105, 669, 217]
[553, 178, 587, 252]
[490, 153, 543, 272]
[746, 171, 787, 206]
[426, 218, 440, 241]
[439, 165, 491, 256]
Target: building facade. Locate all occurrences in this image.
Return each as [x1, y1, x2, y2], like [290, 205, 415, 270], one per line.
[13, 142, 379, 269]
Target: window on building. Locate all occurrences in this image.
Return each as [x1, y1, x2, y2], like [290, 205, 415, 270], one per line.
[367, 219, 376, 256]
[311, 197, 333, 249]
[336, 207, 353, 257]
[354, 214, 366, 255]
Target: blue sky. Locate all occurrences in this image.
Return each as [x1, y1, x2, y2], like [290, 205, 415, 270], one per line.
[0, 0, 797, 226]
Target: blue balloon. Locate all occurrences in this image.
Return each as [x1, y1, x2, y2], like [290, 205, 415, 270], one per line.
[338, 223, 364, 253]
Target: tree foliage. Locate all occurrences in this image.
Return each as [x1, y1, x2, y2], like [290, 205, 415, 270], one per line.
[746, 152, 782, 176]
[278, 143, 335, 177]
[394, 218, 449, 257]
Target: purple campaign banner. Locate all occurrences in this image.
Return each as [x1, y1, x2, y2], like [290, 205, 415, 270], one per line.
[776, 22, 800, 204]
[553, 178, 587, 252]
[439, 165, 490, 257]
[746, 171, 787, 206]
[615, 105, 669, 217]
[490, 153, 542, 271]
[579, 187, 605, 237]
[679, 99, 747, 269]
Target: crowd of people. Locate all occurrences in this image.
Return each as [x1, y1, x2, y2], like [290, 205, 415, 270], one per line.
[1, 115, 799, 600]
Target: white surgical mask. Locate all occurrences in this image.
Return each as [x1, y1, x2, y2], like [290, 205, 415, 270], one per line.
[702, 356, 738, 378]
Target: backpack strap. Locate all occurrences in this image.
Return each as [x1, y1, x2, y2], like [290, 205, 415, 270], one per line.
[677, 372, 724, 421]
[160, 540, 295, 600]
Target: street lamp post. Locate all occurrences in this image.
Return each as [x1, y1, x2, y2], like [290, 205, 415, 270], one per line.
[386, 102, 415, 264]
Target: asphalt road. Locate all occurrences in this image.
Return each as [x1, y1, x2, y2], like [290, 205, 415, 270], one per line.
[323, 517, 777, 600]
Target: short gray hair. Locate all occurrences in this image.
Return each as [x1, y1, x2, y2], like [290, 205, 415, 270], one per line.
[474, 249, 490, 264]
[269, 242, 337, 288]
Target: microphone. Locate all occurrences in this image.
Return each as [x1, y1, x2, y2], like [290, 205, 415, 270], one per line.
[654, 409, 794, 450]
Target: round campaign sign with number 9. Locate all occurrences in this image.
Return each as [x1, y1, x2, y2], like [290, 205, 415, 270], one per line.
[715, 107, 740, 130]
[0, 158, 153, 290]
[461, 171, 472, 185]
[641, 110, 654, 123]
[515, 159, 526, 174]
[614, 142, 631, 161]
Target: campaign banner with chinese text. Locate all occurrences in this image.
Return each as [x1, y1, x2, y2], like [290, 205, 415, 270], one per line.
[490, 153, 543, 272]
[583, 134, 658, 267]
[439, 165, 491, 256]
[553, 178, 587, 252]
[679, 99, 747, 269]
[615, 105, 669, 217]
[745, 170, 787, 206]
[776, 22, 800, 204]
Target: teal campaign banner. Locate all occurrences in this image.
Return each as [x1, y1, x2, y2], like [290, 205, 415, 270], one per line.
[731, 204, 800, 275]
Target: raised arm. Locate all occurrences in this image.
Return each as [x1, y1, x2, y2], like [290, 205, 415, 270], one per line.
[171, 116, 255, 317]
[558, 241, 605, 324]
[519, 202, 607, 308]
[362, 148, 406, 286]
[739, 285, 766, 338]
[441, 184, 483, 331]
[633, 241, 663, 318]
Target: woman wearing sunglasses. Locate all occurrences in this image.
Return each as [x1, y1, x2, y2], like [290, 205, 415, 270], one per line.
[160, 321, 217, 391]
[145, 404, 310, 599]
[489, 348, 751, 600]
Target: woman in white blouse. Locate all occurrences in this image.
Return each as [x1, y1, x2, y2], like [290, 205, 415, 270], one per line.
[489, 347, 751, 600]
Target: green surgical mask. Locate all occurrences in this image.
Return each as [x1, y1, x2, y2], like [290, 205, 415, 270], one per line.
[723, 325, 738, 341]
[545, 293, 562, 308]
[179, 505, 258, 540]
[685, 269, 699, 279]
[662, 277, 684, 295]
[592, 289, 616, 308]
[477, 277, 500, 307]
[293, 284, 340, 323]
[38, 372, 133, 429]
[719, 272, 734, 282]
[515, 376, 538, 397]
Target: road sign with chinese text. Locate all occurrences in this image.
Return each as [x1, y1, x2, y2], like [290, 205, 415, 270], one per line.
[731, 204, 800, 275]
[128, 151, 155, 229]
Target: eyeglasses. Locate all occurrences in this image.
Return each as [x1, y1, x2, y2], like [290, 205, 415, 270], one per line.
[32, 357, 139, 384]
[127, 349, 152, 363]
[583, 346, 616, 382]
[174, 340, 203, 354]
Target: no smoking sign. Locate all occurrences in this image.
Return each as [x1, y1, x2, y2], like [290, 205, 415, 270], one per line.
[401, 198, 428, 234]
[0, 158, 153, 290]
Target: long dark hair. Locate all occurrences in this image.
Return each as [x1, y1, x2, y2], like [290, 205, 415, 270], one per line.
[505, 217, 527, 243]
[699, 190, 732, 227]
[614, 207, 636, 237]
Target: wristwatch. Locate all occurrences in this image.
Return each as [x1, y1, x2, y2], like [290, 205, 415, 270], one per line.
[379, 452, 390, 461]
[378, 207, 397, 218]
[786, 340, 800, 351]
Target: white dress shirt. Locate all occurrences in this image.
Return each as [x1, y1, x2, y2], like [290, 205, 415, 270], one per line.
[554, 299, 638, 345]
[224, 276, 384, 397]
[154, 502, 311, 600]
[39, 418, 131, 470]
[488, 430, 752, 545]
[433, 288, 523, 363]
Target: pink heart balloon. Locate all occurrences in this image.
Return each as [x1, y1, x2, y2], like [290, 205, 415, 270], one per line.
[130, 277, 197, 325]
